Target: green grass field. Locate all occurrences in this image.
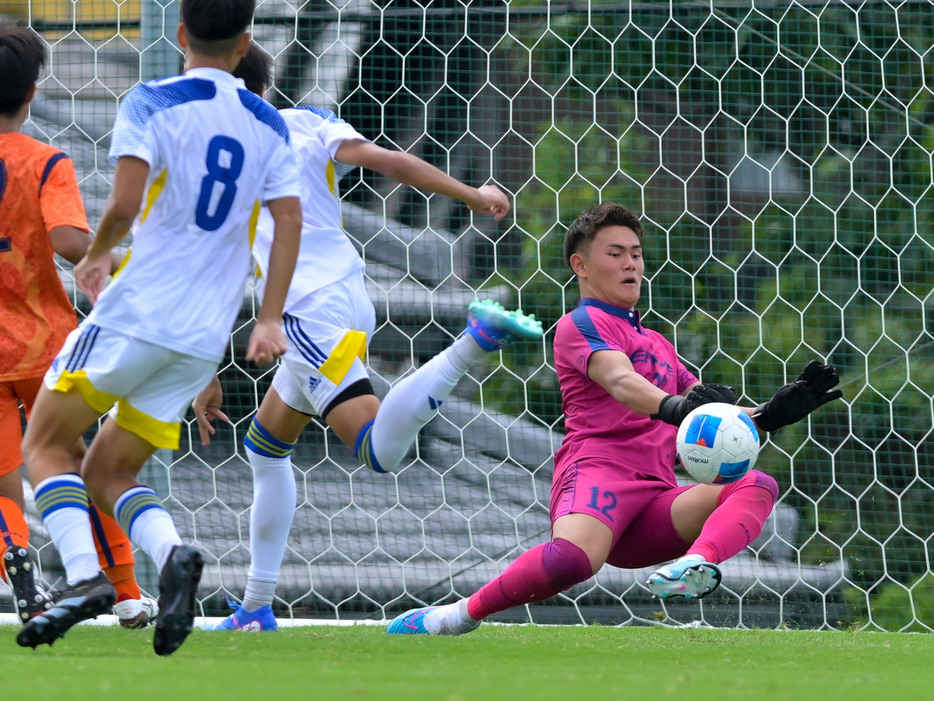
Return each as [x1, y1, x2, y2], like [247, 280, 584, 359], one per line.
[2, 623, 932, 700]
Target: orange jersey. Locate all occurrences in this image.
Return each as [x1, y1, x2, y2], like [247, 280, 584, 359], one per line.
[0, 132, 89, 381]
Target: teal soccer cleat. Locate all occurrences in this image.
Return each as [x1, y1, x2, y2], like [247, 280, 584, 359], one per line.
[646, 555, 722, 600]
[386, 600, 480, 636]
[385, 607, 437, 635]
[465, 299, 543, 352]
[202, 597, 279, 632]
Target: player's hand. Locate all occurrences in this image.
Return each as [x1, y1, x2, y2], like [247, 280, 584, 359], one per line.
[753, 360, 843, 433]
[191, 375, 228, 447]
[470, 185, 511, 221]
[684, 383, 739, 409]
[247, 319, 288, 366]
[651, 383, 739, 427]
[74, 252, 113, 304]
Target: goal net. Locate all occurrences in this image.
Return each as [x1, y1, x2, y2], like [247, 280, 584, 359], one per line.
[9, 0, 934, 632]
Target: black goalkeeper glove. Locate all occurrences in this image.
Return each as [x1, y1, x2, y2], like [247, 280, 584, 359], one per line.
[752, 360, 843, 433]
[651, 383, 739, 427]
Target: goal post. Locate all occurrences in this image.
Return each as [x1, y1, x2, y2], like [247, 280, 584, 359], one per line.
[9, 0, 934, 632]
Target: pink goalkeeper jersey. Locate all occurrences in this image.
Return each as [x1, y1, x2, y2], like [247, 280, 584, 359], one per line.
[552, 298, 698, 486]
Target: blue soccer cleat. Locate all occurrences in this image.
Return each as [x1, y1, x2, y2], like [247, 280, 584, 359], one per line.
[386, 607, 436, 635]
[202, 596, 279, 632]
[386, 601, 480, 636]
[646, 554, 722, 600]
[465, 299, 543, 352]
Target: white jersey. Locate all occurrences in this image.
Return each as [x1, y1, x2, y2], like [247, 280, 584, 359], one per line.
[90, 67, 300, 362]
[251, 107, 367, 311]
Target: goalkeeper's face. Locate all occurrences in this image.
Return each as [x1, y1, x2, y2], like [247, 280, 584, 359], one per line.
[572, 225, 644, 310]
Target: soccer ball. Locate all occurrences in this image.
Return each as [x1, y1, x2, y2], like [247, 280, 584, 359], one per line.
[676, 402, 760, 485]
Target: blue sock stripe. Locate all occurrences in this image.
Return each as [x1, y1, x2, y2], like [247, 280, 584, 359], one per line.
[0, 509, 14, 549]
[244, 418, 294, 458]
[114, 487, 164, 536]
[87, 505, 116, 568]
[35, 481, 90, 519]
[353, 420, 386, 473]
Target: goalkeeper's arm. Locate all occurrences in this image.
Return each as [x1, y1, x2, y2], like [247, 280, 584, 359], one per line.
[585, 350, 738, 425]
[752, 360, 843, 433]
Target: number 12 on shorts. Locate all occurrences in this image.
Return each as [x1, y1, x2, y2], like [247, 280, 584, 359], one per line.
[586, 486, 617, 522]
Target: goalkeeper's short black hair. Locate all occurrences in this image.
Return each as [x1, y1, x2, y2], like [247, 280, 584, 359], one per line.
[181, 0, 254, 56]
[0, 23, 46, 117]
[234, 41, 273, 96]
[564, 202, 644, 271]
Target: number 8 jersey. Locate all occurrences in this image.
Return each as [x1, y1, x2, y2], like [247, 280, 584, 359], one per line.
[90, 67, 300, 363]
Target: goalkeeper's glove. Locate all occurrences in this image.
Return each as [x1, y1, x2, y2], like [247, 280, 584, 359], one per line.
[752, 360, 843, 433]
[651, 383, 739, 427]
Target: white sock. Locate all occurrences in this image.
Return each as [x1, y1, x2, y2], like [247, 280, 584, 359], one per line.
[242, 447, 296, 610]
[114, 487, 182, 572]
[424, 599, 479, 636]
[42, 509, 100, 585]
[371, 335, 483, 471]
[33, 475, 99, 584]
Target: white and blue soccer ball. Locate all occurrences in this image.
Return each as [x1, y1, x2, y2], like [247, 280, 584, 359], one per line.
[676, 402, 760, 485]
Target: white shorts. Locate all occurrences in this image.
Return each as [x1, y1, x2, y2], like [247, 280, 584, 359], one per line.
[45, 323, 217, 449]
[273, 271, 376, 417]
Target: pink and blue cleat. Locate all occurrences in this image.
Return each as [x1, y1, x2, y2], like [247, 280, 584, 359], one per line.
[202, 597, 279, 632]
[646, 555, 722, 600]
[465, 299, 543, 352]
[385, 600, 480, 636]
[385, 606, 437, 635]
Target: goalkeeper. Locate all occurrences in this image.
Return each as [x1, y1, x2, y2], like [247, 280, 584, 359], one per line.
[192, 44, 543, 632]
[387, 201, 843, 636]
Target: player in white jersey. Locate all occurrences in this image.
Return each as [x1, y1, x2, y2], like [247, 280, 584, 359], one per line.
[193, 44, 542, 632]
[17, 1, 302, 656]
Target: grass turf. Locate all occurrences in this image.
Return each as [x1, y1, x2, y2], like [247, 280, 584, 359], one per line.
[2, 623, 932, 700]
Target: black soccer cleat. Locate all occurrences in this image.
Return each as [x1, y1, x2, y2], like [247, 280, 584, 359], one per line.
[16, 571, 116, 649]
[153, 544, 204, 656]
[4, 546, 52, 624]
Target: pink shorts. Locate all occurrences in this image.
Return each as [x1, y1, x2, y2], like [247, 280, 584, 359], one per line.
[550, 458, 696, 569]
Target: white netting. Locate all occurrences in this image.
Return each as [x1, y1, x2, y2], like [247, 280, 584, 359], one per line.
[7, 0, 934, 631]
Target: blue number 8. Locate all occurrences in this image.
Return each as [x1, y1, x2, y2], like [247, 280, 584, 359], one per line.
[195, 136, 244, 231]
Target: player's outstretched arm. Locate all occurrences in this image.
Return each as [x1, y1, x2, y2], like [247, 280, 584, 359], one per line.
[752, 360, 843, 433]
[247, 194, 301, 365]
[334, 140, 510, 220]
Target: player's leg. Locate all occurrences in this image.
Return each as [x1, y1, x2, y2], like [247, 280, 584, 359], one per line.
[88, 501, 157, 628]
[91, 346, 214, 655]
[387, 513, 606, 636]
[16, 381, 117, 648]
[205, 383, 309, 632]
[387, 461, 625, 636]
[360, 298, 543, 473]
[0, 379, 49, 622]
[85, 417, 196, 648]
[628, 471, 778, 599]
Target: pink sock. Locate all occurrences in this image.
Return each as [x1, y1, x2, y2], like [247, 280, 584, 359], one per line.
[467, 538, 593, 620]
[689, 471, 779, 564]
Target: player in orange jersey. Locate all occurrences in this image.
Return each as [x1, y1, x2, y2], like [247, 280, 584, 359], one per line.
[0, 23, 155, 629]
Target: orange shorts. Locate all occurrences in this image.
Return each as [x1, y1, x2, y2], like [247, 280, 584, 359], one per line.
[0, 376, 43, 477]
